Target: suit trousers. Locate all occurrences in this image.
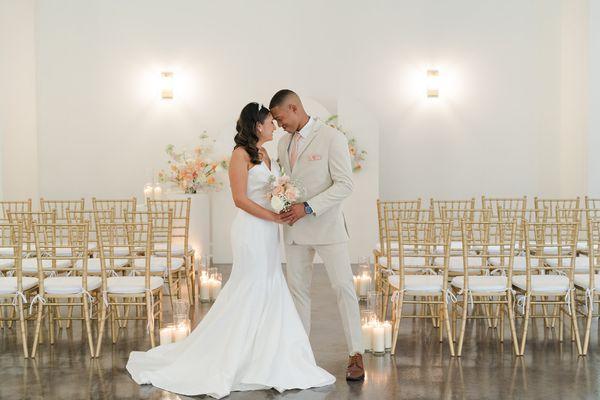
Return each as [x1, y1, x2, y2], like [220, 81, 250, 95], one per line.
[285, 242, 363, 355]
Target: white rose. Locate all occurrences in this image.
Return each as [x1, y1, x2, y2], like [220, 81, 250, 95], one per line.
[271, 195, 285, 212]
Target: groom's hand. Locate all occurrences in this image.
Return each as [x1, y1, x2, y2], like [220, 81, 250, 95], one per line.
[287, 203, 307, 226]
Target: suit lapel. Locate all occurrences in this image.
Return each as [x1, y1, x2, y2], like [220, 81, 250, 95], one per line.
[281, 133, 293, 175]
[292, 121, 323, 176]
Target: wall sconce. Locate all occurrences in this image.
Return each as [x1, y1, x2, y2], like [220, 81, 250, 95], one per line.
[426, 69, 439, 98]
[161, 71, 174, 99]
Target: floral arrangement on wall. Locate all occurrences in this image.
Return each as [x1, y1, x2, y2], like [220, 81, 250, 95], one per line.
[158, 132, 229, 194]
[325, 115, 367, 172]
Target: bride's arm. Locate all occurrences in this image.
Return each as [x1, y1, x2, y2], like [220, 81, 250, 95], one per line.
[229, 149, 289, 223]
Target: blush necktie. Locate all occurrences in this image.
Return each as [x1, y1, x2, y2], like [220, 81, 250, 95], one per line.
[289, 133, 301, 170]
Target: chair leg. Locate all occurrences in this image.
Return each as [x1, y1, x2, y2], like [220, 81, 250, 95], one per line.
[456, 295, 469, 357]
[96, 304, 108, 358]
[146, 291, 155, 348]
[519, 296, 531, 356]
[49, 300, 55, 345]
[499, 303, 505, 343]
[507, 294, 520, 356]
[382, 283, 390, 321]
[110, 301, 117, 344]
[17, 298, 28, 358]
[569, 295, 583, 355]
[582, 298, 593, 355]
[82, 296, 95, 358]
[390, 292, 404, 355]
[31, 302, 44, 358]
[443, 301, 455, 356]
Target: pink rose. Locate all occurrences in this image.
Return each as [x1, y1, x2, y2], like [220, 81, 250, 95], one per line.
[273, 185, 284, 196]
[285, 188, 297, 202]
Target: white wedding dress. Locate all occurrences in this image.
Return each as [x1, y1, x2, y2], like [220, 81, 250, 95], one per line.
[126, 160, 335, 399]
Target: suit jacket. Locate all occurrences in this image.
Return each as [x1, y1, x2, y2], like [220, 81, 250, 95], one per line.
[277, 118, 353, 245]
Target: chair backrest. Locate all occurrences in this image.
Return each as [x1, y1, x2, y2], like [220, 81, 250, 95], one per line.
[524, 220, 579, 282]
[92, 198, 137, 222]
[66, 209, 115, 255]
[430, 198, 475, 220]
[461, 219, 517, 284]
[32, 221, 90, 291]
[147, 199, 191, 253]
[440, 208, 490, 251]
[584, 219, 600, 290]
[481, 196, 527, 219]
[6, 211, 57, 254]
[585, 196, 600, 210]
[534, 197, 580, 220]
[96, 219, 153, 288]
[124, 210, 173, 259]
[0, 223, 23, 285]
[393, 219, 452, 287]
[0, 200, 32, 223]
[379, 200, 422, 255]
[40, 198, 85, 221]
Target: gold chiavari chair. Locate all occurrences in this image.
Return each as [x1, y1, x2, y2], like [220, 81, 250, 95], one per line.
[575, 217, 600, 355]
[92, 199, 138, 256]
[6, 211, 60, 274]
[375, 200, 422, 296]
[430, 198, 476, 218]
[40, 198, 85, 221]
[384, 218, 455, 356]
[585, 196, 600, 210]
[450, 219, 519, 356]
[92, 198, 137, 222]
[512, 219, 582, 355]
[95, 218, 163, 355]
[124, 210, 183, 310]
[438, 208, 491, 276]
[481, 196, 527, 220]
[534, 197, 580, 220]
[495, 208, 547, 273]
[147, 198, 195, 303]
[0, 199, 32, 222]
[0, 223, 36, 357]
[30, 221, 100, 358]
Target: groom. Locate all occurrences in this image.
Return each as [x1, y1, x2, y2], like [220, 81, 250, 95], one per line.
[269, 90, 365, 381]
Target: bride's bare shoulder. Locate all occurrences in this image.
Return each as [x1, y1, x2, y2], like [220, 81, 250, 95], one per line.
[231, 147, 251, 162]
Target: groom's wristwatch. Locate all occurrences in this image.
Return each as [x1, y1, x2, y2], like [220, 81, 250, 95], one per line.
[303, 202, 313, 215]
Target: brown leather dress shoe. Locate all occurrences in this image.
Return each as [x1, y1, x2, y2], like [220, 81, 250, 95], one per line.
[346, 353, 365, 381]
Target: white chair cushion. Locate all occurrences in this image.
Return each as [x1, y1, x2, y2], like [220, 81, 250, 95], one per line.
[433, 241, 463, 254]
[133, 256, 184, 273]
[451, 276, 508, 293]
[533, 245, 573, 255]
[0, 277, 38, 294]
[44, 276, 102, 294]
[106, 276, 164, 294]
[0, 259, 15, 269]
[434, 256, 485, 272]
[154, 243, 187, 257]
[573, 274, 600, 289]
[512, 275, 570, 294]
[489, 256, 536, 272]
[545, 255, 589, 272]
[377, 256, 430, 270]
[74, 258, 129, 273]
[388, 274, 444, 294]
[22, 258, 71, 272]
[577, 241, 588, 252]
[103, 246, 131, 256]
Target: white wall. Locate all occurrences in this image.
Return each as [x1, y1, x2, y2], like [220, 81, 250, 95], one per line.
[590, 0, 600, 196]
[0, 0, 39, 200]
[29, 0, 591, 262]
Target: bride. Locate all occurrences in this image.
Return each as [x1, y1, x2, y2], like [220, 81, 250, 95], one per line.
[126, 102, 336, 398]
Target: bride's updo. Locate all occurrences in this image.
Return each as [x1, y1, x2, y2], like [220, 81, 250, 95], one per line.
[234, 102, 270, 165]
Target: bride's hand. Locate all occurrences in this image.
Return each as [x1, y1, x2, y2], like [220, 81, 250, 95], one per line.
[271, 210, 294, 224]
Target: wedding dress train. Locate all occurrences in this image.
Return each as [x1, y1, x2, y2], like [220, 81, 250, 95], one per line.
[126, 160, 335, 398]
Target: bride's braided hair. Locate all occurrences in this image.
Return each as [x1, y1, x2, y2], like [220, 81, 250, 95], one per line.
[234, 102, 269, 165]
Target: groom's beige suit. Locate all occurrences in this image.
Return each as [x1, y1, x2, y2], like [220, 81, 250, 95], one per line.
[278, 117, 363, 355]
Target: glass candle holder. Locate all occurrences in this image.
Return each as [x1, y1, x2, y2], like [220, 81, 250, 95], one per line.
[159, 323, 176, 345]
[361, 310, 374, 353]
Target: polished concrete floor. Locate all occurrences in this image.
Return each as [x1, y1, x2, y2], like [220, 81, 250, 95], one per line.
[1, 265, 600, 399]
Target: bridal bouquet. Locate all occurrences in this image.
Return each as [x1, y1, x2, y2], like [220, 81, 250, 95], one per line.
[267, 174, 305, 213]
[158, 132, 229, 194]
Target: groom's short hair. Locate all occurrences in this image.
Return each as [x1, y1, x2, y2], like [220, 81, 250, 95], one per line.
[269, 89, 297, 109]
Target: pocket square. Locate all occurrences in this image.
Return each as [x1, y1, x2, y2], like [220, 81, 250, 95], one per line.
[308, 154, 322, 161]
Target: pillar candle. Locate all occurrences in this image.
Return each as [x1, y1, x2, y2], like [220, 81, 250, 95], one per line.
[159, 326, 174, 345]
[361, 323, 372, 352]
[383, 321, 392, 350]
[153, 185, 163, 200]
[199, 277, 210, 302]
[372, 323, 385, 354]
[359, 274, 371, 296]
[353, 275, 359, 294]
[143, 186, 153, 201]
[211, 279, 222, 300]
